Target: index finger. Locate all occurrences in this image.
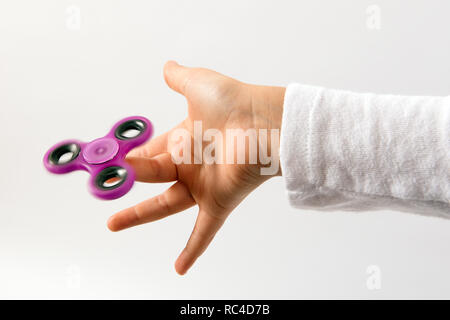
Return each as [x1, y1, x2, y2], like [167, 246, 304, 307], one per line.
[127, 122, 186, 158]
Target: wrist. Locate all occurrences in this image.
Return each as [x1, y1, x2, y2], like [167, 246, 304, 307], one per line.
[248, 84, 285, 176]
[249, 84, 285, 131]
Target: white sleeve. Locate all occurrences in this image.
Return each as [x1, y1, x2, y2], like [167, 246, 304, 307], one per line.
[279, 84, 450, 218]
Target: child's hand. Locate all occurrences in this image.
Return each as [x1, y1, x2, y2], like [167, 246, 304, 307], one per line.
[107, 61, 285, 275]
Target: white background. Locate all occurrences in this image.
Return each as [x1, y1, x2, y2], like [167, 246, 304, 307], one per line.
[0, 0, 449, 299]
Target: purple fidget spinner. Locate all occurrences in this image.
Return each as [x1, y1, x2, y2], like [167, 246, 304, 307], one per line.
[43, 116, 153, 200]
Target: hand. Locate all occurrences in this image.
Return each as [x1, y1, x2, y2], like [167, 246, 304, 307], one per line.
[107, 61, 285, 275]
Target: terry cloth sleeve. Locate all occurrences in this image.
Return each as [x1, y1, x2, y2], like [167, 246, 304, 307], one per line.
[279, 84, 450, 218]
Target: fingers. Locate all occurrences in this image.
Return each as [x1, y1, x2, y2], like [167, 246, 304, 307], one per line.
[163, 60, 193, 95]
[127, 121, 187, 159]
[127, 130, 170, 158]
[126, 153, 177, 183]
[107, 181, 195, 231]
[175, 210, 225, 275]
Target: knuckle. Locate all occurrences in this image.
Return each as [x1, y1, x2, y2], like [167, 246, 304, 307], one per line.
[157, 192, 171, 214]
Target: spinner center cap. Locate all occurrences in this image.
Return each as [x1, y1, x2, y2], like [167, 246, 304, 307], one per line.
[83, 137, 119, 164]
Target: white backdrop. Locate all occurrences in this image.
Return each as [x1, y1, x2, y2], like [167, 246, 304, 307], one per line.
[0, 0, 449, 299]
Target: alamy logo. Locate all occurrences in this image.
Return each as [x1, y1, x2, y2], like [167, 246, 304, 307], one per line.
[66, 264, 81, 289]
[366, 5, 381, 31]
[168, 121, 280, 175]
[66, 5, 81, 31]
[366, 265, 381, 290]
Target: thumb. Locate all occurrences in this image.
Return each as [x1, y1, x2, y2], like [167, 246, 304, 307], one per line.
[163, 60, 192, 95]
